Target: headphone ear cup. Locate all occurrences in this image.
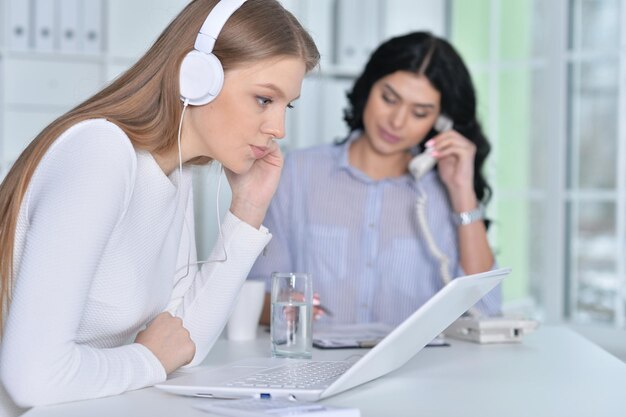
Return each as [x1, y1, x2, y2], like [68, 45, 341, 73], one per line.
[179, 50, 225, 106]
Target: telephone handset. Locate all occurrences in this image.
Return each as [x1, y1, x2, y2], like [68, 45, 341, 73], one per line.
[408, 114, 505, 321]
[409, 113, 474, 313]
[408, 114, 453, 180]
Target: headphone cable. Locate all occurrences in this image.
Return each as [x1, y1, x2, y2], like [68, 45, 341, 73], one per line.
[175, 101, 227, 283]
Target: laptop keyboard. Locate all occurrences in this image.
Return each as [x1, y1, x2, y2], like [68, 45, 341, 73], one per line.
[225, 361, 352, 389]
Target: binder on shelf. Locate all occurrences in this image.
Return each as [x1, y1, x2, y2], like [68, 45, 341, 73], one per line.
[360, 0, 382, 64]
[334, 0, 362, 70]
[59, 0, 80, 53]
[383, 0, 447, 39]
[33, 0, 56, 52]
[8, 0, 31, 51]
[81, 0, 104, 54]
[303, 0, 334, 69]
[334, 0, 382, 71]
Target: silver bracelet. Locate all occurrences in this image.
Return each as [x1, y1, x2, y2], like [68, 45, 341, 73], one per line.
[452, 204, 485, 226]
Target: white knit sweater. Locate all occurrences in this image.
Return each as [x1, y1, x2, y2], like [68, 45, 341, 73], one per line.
[0, 119, 271, 414]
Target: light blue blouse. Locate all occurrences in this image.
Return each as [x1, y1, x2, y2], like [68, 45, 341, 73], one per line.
[249, 135, 501, 326]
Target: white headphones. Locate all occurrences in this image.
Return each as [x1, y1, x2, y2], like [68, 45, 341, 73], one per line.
[179, 0, 248, 106]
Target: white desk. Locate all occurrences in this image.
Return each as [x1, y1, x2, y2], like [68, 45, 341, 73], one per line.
[22, 326, 626, 417]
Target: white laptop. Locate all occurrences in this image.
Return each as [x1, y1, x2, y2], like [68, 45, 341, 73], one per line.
[156, 268, 510, 402]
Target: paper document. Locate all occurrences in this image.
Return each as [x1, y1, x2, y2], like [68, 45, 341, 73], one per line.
[313, 322, 448, 349]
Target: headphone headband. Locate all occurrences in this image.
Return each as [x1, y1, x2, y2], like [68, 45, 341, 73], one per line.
[195, 0, 247, 53]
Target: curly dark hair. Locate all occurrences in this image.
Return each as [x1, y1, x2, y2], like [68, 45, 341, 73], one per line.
[343, 31, 492, 206]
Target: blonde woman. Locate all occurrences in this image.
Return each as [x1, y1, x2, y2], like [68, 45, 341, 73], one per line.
[0, 0, 319, 413]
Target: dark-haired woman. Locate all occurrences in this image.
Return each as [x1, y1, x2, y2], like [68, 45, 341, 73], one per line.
[249, 31, 500, 326]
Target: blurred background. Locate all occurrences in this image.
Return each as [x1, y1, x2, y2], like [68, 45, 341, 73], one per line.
[0, 0, 624, 358]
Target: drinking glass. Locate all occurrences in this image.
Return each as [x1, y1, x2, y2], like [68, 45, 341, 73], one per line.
[270, 272, 313, 359]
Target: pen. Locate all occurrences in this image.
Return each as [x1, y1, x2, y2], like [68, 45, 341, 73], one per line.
[312, 294, 334, 317]
[315, 303, 334, 317]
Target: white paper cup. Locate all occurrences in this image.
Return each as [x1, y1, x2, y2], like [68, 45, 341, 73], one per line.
[227, 280, 266, 341]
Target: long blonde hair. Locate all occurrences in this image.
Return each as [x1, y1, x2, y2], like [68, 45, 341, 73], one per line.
[0, 0, 319, 333]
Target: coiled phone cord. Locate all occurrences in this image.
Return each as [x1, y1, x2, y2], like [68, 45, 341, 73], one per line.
[415, 181, 481, 318]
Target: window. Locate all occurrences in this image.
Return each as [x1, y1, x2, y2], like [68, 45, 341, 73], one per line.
[451, 0, 552, 318]
[565, 0, 625, 326]
[451, 0, 626, 327]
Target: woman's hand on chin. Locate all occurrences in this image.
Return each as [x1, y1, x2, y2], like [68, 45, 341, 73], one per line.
[227, 140, 283, 229]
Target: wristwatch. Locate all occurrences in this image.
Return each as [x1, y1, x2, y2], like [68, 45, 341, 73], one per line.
[452, 204, 485, 226]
